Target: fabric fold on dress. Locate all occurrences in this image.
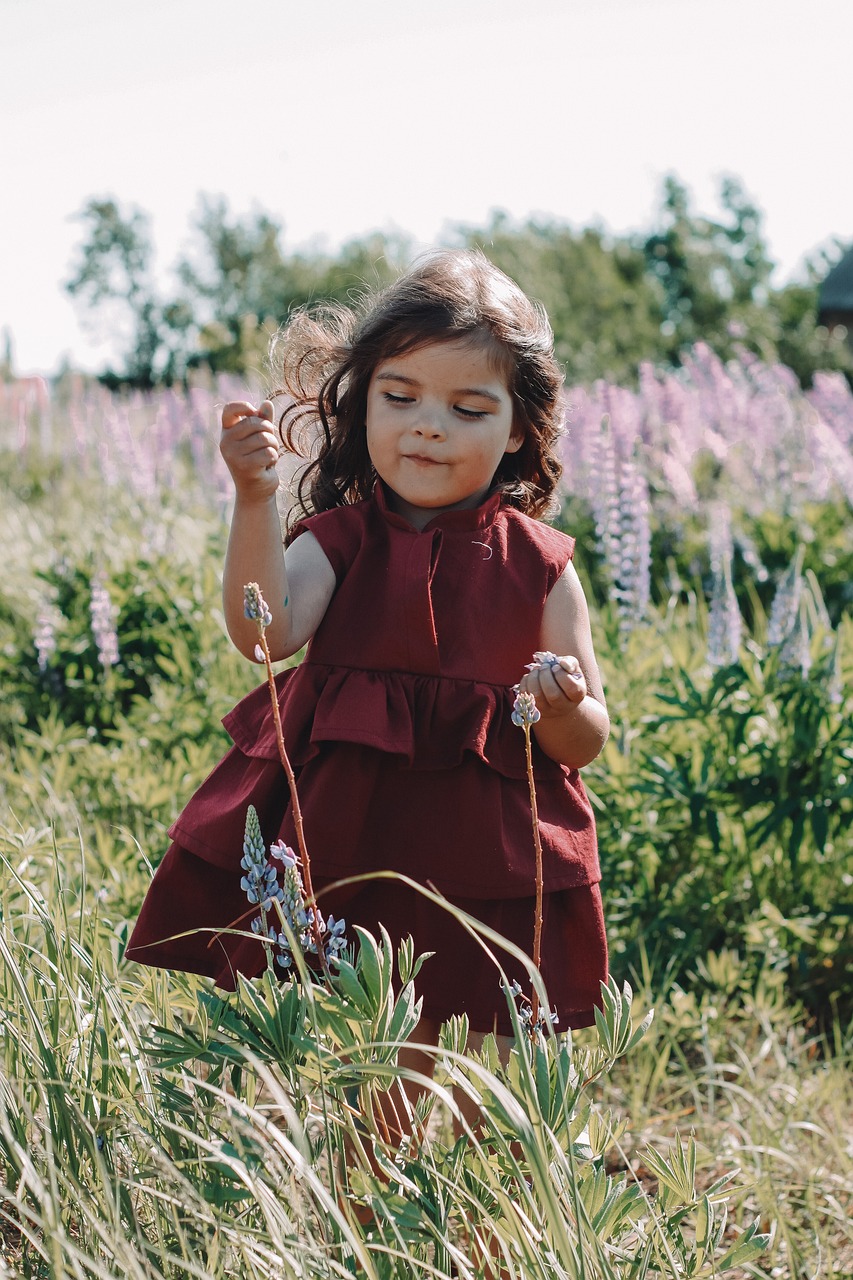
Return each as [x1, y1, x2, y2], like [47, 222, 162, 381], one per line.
[223, 663, 568, 781]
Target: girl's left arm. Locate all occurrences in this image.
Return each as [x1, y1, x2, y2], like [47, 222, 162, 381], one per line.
[517, 562, 610, 770]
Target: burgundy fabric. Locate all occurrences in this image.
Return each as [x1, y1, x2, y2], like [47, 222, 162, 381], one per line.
[126, 485, 607, 1029]
[127, 848, 607, 1035]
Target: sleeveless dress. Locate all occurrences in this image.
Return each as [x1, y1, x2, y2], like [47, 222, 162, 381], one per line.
[126, 484, 608, 1033]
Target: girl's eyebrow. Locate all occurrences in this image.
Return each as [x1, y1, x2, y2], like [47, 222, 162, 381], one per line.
[374, 372, 503, 404]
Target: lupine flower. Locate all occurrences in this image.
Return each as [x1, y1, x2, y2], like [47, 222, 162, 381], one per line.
[241, 811, 347, 972]
[525, 650, 561, 673]
[244, 582, 273, 627]
[502, 979, 559, 1033]
[589, 416, 622, 594]
[767, 551, 804, 646]
[511, 690, 541, 728]
[240, 806, 282, 909]
[34, 606, 58, 672]
[89, 575, 119, 668]
[706, 564, 742, 667]
[614, 457, 652, 630]
[779, 607, 813, 681]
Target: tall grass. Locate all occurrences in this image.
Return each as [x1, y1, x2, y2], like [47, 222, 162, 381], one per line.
[1, 825, 786, 1278]
[1, 353, 851, 1276]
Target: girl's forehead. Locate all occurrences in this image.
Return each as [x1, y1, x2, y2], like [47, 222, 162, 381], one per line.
[372, 337, 513, 388]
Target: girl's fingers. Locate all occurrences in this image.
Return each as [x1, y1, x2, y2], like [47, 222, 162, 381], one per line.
[222, 400, 275, 429]
[225, 422, 279, 448]
[221, 400, 261, 429]
[518, 658, 586, 710]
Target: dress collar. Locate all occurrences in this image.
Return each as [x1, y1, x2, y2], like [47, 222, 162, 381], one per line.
[372, 481, 504, 533]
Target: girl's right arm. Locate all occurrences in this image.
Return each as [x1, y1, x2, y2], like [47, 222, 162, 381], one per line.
[220, 401, 336, 661]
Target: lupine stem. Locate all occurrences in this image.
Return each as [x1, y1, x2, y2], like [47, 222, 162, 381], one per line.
[521, 720, 545, 1032]
[255, 627, 329, 977]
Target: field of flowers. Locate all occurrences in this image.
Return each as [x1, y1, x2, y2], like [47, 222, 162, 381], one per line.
[0, 349, 851, 1277]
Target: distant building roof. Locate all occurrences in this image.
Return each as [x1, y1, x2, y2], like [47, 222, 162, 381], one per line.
[819, 245, 853, 317]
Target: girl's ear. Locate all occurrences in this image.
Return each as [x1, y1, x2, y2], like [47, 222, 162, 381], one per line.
[504, 422, 525, 455]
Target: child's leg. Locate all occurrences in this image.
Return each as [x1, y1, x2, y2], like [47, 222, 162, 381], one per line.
[377, 1014, 442, 1144]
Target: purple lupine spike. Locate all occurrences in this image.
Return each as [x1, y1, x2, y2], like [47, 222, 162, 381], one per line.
[34, 606, 58, 673]
[767, 550, 805, 647]
[241, 811, 348, 971]
[706, 562, 742, 667]
[89, 575, 119, 668]
[511, 690, 541, 728]
[244, 582, 273, 628]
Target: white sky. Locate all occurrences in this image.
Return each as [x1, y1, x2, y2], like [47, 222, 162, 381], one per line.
[3, 0, 852, 375]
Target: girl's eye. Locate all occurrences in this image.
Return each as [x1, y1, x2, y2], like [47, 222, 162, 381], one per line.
[383, 392, 413, 405]
[455, 406, 488, 420]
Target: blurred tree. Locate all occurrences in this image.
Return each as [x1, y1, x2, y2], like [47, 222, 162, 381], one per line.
[770, 241, 853, 387]
[65, 199, 194, 388]
[176, 197, 408, 377]
[641, 174, 779, 362]
[459, 212, 668, 384]
[65, 181, 852, 390]
[1, 329, 13, 379]
[66, 196, 409, 387]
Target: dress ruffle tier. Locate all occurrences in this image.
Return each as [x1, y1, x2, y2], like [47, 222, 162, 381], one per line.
[223, 662, 569, 780]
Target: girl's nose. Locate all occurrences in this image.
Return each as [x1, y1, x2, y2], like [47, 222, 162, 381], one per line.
[413, 410, 446, 439]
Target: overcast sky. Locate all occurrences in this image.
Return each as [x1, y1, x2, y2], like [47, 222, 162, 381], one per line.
[3, 0, 852, 375]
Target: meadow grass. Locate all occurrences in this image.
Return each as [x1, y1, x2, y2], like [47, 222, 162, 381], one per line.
[1, 814, 849, 1277]
[1, 366, 851, 1276]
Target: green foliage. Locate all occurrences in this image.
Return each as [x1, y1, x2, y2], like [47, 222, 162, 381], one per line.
[65, 196, 409, 389]
[0, 832, 780, 1277]
[62, 177, 853, 392]
[590, 612, 852, 1022]
[461, 212, 668, 385]
[65, 198, 195, 388]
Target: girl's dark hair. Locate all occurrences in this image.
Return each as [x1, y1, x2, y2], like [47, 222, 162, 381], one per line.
[271, 249, 565, 541]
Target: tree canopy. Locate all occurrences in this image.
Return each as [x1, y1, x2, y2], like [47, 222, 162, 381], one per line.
[63, 178, 852, 390]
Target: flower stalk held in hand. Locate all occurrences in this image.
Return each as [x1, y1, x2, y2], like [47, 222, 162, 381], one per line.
[242, 581, 339, 975]
[511, 651, 576, 1035]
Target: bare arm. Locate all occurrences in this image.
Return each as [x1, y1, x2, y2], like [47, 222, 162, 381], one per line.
[516, 561, 610, 770]
[220, 401, 336, 661]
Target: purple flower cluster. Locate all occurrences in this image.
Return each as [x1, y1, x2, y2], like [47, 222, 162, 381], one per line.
[558, 344, 853, 633]
[243, 582, 273, 628]
[511, 690, 541, 728]
[585, 417, 651, 632]
[241, 805, 347, 972]
[502, 979, 559, 1034]
[706, 567, 742, 667]
[89, 575, 119, 668]
[34, 606, 58, 673]
[705, 505, 743, 667]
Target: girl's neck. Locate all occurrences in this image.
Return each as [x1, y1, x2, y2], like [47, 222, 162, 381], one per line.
[380, 480, 496, 531]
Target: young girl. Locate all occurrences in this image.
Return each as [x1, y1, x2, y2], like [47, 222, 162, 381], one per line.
[127, 250, 610, 1055]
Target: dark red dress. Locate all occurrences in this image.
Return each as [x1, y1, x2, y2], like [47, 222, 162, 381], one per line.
[127, 485, 607, 1033]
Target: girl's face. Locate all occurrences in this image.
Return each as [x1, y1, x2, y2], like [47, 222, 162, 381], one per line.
[365, 338, 522, 530]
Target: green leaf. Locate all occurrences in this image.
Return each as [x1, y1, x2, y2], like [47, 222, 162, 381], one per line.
[716, 1220, 771, 1272]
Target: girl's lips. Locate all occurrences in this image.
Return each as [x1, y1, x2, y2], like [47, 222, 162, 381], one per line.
[404, 454, 443, 465]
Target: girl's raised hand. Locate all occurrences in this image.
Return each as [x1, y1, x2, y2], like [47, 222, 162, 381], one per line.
[517, 653, 587, 719]
[220, 400, 281, 503]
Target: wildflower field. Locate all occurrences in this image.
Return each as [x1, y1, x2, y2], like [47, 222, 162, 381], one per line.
[0, 349, 851, 1278]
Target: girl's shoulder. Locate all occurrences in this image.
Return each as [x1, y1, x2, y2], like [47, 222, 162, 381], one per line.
[291, 500, 372, 583]
[500, 506, 576, 588]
